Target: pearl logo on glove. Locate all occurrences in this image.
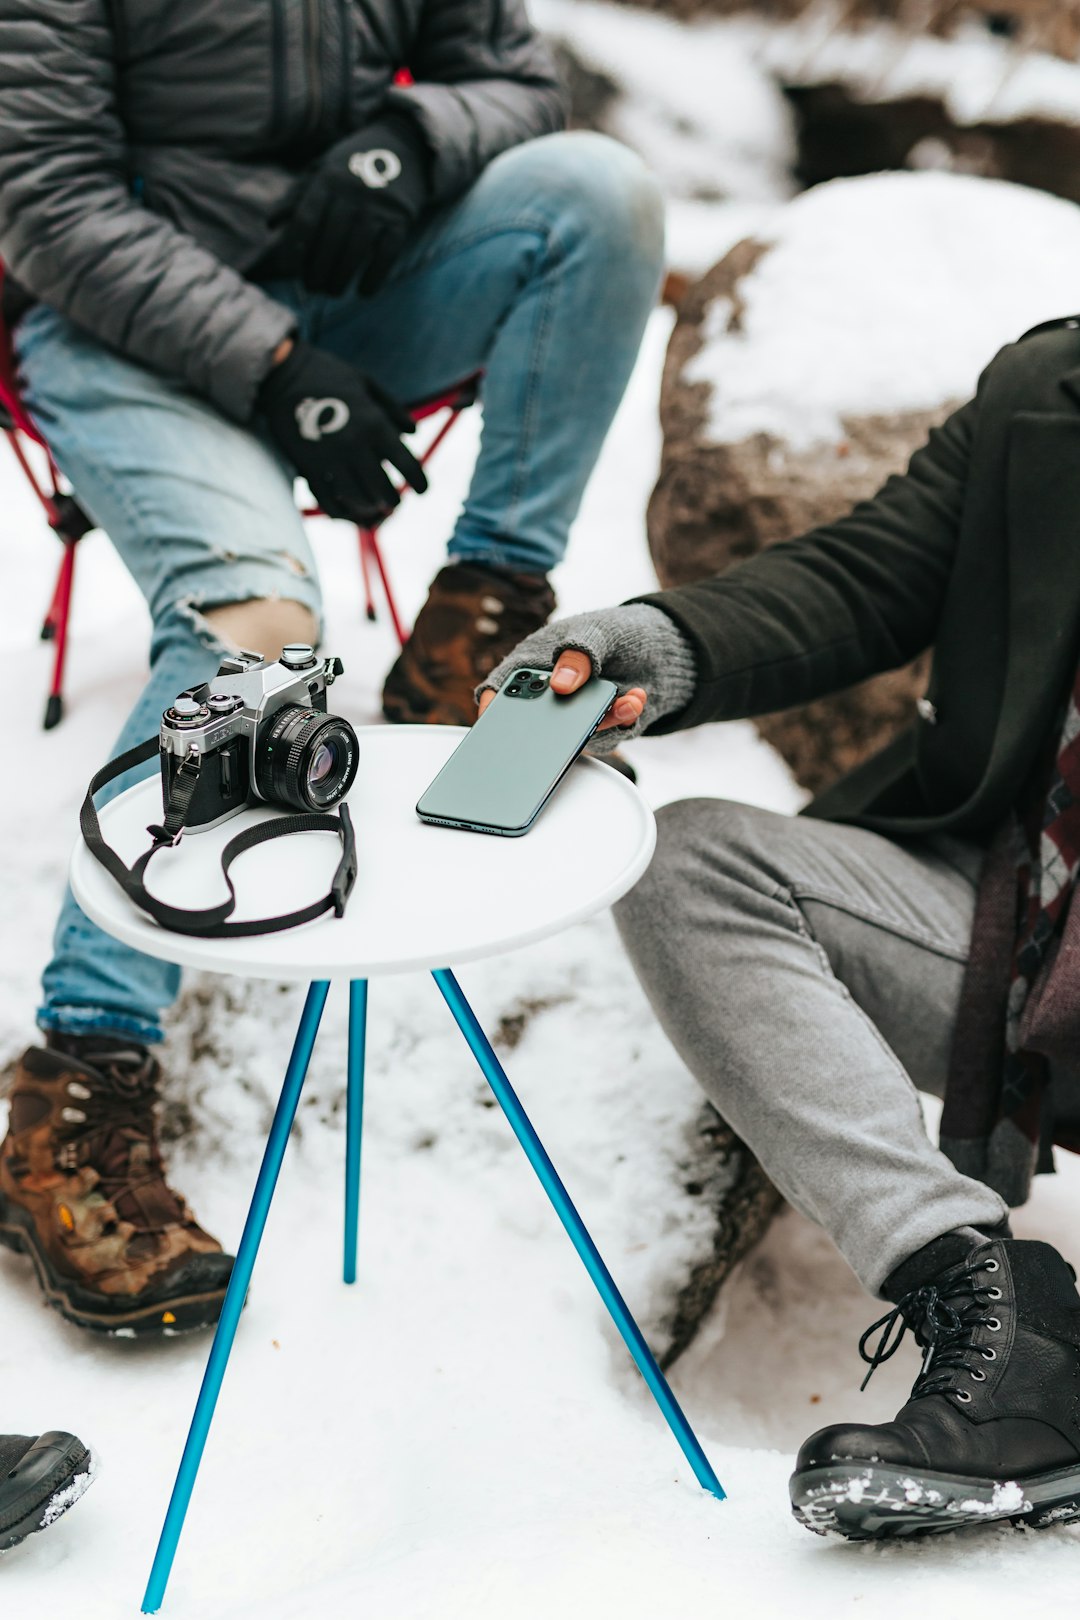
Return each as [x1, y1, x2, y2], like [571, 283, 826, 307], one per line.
[295, 397, 351, 441]
[347, 148, 403, 189]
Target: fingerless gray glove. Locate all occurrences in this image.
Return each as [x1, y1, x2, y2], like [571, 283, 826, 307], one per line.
[477, 602, 698, 754]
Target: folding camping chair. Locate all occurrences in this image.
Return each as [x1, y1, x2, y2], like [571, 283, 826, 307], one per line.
[0, 262, 480, 729]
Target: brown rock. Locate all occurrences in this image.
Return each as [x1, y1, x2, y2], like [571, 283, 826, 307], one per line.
[648, 236, 946, 795]
[658, 1105, 785, 1369]
[785, 88, 1080, 211]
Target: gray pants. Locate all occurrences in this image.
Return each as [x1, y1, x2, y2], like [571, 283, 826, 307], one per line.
[613, 799, 1009, 1296]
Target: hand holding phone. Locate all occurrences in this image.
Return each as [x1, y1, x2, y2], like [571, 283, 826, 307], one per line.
[416, 667, 619, 836]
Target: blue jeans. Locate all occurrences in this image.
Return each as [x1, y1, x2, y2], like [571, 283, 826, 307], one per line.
[18, 132, 664, 1044]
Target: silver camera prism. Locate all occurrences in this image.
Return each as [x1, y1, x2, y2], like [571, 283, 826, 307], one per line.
[159, 645, 359, 833]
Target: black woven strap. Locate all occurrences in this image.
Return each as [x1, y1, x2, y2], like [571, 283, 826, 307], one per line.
[80, 737, 357, 938]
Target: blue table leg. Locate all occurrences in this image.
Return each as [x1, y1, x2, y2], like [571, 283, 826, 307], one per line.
[344, 978, 368, 1285]
[430, 968, 725, 1501]
[142, 980, 332, 1614]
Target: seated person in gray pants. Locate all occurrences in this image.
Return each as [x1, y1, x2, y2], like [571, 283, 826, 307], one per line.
[480, 317, 1080, 1542]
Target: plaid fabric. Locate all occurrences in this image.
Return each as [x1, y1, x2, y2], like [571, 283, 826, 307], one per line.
[942, 681, 1080, 1205]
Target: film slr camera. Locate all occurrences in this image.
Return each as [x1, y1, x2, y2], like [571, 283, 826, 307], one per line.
[160, 645, 358, 829]
[81, 646, 360, 937]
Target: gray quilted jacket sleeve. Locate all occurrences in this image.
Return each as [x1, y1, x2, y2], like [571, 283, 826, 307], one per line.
[0, 0, 296, 422]
[386, 0, 567, 201]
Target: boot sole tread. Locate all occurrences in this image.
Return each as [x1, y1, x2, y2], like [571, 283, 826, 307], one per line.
[0, 1195, 228, 1338]
[791, 1459, 1080, 1540]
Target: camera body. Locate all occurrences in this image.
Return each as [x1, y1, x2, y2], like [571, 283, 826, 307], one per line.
[159, 645, 358, 833]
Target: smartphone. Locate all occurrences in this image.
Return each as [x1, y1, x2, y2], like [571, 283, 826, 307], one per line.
[416, 667, 619, 836]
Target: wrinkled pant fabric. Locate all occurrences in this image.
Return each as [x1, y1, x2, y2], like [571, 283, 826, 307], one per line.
[613, 798, 1010, 1295]
[16, 133, 664, 1041]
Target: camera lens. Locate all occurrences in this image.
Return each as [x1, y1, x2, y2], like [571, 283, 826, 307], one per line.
[308, 741, 338, 787]
[507, 684, 522, 696]
[530, 677, 547, 691]
[253, 705, 358, 811]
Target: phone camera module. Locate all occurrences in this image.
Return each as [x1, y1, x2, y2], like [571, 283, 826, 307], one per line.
[504, 671, 548, 700]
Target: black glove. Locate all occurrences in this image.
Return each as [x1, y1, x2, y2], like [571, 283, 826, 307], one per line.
[278, 114, 434, 297]
[258, 341, 428, 524]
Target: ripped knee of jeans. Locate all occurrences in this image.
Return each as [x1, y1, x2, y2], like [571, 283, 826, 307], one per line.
[176, 595, 322, 664]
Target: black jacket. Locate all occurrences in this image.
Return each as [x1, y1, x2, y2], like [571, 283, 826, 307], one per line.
[641, 318, 1080, 840]
[0, 0, 564, 420]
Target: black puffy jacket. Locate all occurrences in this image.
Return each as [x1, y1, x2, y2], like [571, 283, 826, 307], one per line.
[0, 0, 565, 419]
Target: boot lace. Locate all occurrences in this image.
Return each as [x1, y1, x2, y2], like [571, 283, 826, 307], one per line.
[57, 1046, 185, 1238]
[857, 1257, 1003, 1400]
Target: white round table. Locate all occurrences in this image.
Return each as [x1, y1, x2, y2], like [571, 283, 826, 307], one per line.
[74, 727, 723, 1614]
[71, 726, 656, 979]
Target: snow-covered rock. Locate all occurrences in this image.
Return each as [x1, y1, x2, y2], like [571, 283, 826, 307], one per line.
[544, 0, 1080, 228]
[614, 0, 1080, 207]
[764, 1, 1080, 206]
[648, 170, 1080, 792]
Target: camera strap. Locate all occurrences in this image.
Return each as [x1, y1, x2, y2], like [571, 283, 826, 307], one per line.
[80, 737, 358, 938]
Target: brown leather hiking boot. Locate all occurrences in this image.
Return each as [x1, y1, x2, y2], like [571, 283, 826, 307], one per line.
[0, 1037, 233, 1337]
[382, 560, 556, 726]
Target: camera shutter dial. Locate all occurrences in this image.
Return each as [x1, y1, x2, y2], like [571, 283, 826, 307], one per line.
[167, 696, 209, 725]
[279, 644, 318, 671]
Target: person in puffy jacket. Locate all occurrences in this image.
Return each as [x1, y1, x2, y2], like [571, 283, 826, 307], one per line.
[0, 0, 664, 1336]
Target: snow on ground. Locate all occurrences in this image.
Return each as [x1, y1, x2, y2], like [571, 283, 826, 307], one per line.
[685, 170, 1080, 449]
[4, 222, 1080, 1620]
[535, 0, 797, 203]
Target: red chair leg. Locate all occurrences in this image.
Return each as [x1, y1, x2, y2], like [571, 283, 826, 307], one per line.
[348, 381, 479, 644]
[357, 527, 378, 623]
[40, 564, 64, 641]
[367, 529, 409, 648]
[44, 538, 77, 730]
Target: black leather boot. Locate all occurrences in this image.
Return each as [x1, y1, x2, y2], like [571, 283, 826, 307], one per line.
[790, 1237, 1080, 1539]
[0, 1432, 95, 1550]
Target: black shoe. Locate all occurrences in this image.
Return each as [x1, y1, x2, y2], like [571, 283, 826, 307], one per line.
[790, 1237, 1080, 1540]
[0, 1431, 95, 1551]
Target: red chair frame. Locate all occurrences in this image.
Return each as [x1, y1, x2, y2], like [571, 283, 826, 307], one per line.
[0, 264, 95, 729]
[0, 262, 479, 728]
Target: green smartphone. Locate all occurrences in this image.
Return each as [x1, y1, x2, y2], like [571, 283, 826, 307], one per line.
[416, 667, 620, 836]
